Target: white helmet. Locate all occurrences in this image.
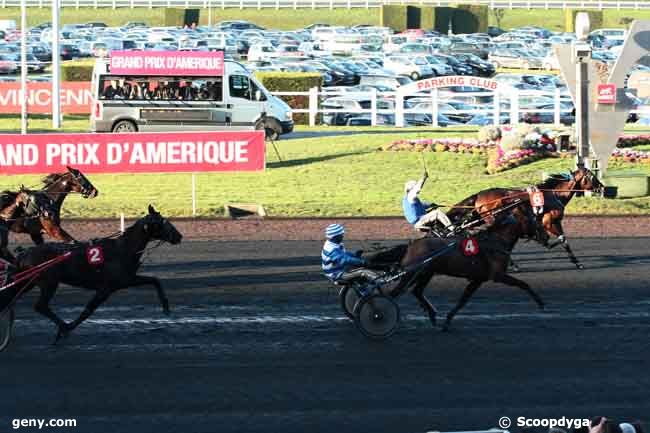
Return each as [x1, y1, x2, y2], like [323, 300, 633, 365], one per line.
[404, 180, 418, 193]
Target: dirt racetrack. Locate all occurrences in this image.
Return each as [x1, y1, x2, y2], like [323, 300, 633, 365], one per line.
[1, 237, 649, 433]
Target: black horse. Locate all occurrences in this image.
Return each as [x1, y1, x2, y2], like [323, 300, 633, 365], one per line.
[15, 205, 182, 343]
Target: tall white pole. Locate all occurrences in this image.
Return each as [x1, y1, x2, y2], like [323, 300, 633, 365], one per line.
[52, 0, 61, 129]
[20, 0, 28, 134]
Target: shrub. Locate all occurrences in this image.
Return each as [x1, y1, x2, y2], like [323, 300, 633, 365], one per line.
[433, 6, 455, 34]
[61, 60, 94, 81]
[254, 72, 322, 125]
[453, 5, 489, 34]
[381, 5, 408, 32]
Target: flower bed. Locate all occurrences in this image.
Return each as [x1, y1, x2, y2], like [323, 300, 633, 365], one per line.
[487, 148, 560, 174]
[610, 148, 650, 164]
[381, 138, 494, 154]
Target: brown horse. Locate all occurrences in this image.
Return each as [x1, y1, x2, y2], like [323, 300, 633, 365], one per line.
[15, 205, 182, 343]
[0, 190, 32, 261]
[5, 166, 99, 245]
[386, 205, 544, 331]
[447, 165, 603, 270]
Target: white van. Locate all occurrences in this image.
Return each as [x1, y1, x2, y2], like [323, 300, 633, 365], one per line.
[91, 56, 293, 139]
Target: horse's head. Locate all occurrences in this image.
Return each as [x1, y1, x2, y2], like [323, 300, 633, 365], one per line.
[64, 166, 99, 198]
[573, 164, 603, 194]
[141, 205, 183, 245]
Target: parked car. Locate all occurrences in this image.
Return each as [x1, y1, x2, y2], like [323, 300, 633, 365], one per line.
[0, 55, 17, 74]
[383, 56, 433, 80]
[60, 44, 81, 60]
[489, 48, 543, 70]
[454, 53, 495, 77]
[446, 41, 489, 60]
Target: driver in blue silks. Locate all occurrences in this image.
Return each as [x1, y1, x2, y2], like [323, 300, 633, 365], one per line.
[321, 224, 380, 285]
[402, 171, 455, 234]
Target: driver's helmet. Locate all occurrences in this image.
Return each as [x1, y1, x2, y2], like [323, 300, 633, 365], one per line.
[325, 223, 345, 239]
[404, 180, 418, 193]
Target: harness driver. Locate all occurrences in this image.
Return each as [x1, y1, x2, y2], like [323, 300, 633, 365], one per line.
[402, 171, 455, 235]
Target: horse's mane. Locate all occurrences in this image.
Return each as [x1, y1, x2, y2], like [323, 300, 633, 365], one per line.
[41, 172, 65, 186]
[0, 190, 18, 210]
[537, 173, 572, 189]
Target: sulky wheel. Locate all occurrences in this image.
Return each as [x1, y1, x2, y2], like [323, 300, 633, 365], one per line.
[353, 294, 400, 339]
[339, 285, 360, 320]
[0, 309, 15, 353]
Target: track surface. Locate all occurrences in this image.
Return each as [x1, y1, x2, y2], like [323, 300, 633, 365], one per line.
[1, 238, 650, 433]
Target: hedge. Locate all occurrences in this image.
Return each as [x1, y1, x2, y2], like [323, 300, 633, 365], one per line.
[433, 6, 455, 34]
[61, 60, 94, 81]
[453, 4, 489, 34]
[163, 9, 200, 27]
[565, 9, 604, 33]
[380, 5, 408, 32]
[254, 72, 322, 125]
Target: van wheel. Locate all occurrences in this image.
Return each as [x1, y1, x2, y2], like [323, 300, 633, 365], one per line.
[264, 118, 282, 141]
[112, 120, 137, 133]
[410, 72, 420, 81]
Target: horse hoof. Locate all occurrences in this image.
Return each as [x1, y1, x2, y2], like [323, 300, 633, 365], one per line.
[576, 263, 585, 270]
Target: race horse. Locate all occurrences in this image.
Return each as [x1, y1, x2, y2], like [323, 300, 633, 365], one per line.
[447, 165, 603, 270]
[3, 166, 99, 245]
[0, 190, 33, 261]
[383, 204, 544, 331]
[14, 205, 182, 343]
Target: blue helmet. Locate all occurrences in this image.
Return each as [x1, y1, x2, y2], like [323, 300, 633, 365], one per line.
[325, 223, 345, 239]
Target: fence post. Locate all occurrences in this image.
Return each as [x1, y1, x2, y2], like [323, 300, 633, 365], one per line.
[431, 88, 439, 127]
[191, 174, 197, 217]
[395, 92, 404, 128]
[257, 0, 261, 10]
[370, 88, 377, 126]
[554, 87, 561, 126]
[309, 86, 318, 127]
[493, 90, 500, 127]
[510, 89, 519, 124]
[120, 213, 125, 232]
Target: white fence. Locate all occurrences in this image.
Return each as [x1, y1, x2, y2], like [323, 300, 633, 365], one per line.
[275, 86, 649, 127]
[4, 0, 650, 8]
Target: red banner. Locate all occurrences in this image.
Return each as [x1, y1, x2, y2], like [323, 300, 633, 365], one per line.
[109, 51, 224, 76]
[0, 131, 265, 174]
[0, 82, 92, 114]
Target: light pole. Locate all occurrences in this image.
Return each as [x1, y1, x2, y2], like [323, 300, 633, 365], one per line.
[20, 0, 27, 134]
[52, 0, 61, 129]
[573, 12, 592, 169]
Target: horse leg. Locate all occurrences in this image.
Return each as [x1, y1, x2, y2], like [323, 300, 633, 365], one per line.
[508, 258, 520, 273]
[33, 282, 69, 341]
[130, 275, 170, 314]
[494, 273, 545, 310]
[29, 231, 44, 245]
[546, 221, 583, 269]
[442, 280, 483, 332]
[60, 288, 114, 342]
[0, 229, 15, 262]
[410, 272, 437, 327]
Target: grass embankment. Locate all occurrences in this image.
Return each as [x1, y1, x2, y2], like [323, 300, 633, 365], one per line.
[3, 7, 650, 29]
[1, 115, 650, 217]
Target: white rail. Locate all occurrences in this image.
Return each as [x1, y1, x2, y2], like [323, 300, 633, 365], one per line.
[3, 0, 650, 8]
[277, 86, 649, 128]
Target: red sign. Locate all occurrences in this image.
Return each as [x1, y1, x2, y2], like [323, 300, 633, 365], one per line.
[0, 82, 92, 114]
[597, 83, 617, 104]
[0, 131, 265, 174]
[86, 246, 105, 266]
[109, 51, 224, 76]
[461, 238, 480, 257]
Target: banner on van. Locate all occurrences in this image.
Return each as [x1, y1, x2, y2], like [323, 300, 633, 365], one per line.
[109, 51, 225, 76]
[0, 130, 265, 174]
[0, 82, 92, 114]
